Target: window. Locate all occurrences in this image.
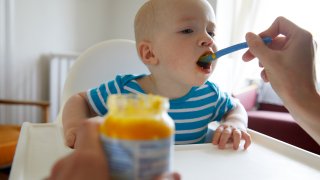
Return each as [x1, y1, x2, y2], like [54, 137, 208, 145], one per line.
[212, 0, 320, 92]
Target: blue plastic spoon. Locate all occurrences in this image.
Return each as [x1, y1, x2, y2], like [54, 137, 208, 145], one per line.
[198, 37, 272, 63]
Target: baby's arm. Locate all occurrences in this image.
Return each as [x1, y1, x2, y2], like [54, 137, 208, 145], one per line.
[62, 92, 98, 148]
[212, 100, 251, 150]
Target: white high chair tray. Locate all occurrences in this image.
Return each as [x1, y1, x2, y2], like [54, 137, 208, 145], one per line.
[175, 138, 320, 179]
[10, 122, 320, 180]
[9, 123, 73, 180]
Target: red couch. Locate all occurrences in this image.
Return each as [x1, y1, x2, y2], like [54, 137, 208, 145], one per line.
[233, 85, 320, 155]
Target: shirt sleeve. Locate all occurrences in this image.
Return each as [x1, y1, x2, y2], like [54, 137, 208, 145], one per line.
[86, 74, 142, 116]
[87, 83, 109, 116]
[86, 76, 122, 116]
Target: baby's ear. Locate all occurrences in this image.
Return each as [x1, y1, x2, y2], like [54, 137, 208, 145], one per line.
[137, 41, 158, 65]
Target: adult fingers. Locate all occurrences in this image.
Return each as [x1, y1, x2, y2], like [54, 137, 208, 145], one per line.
[246, 36, 287, 65]
[259, 16, 297, 40]
[242, 49, 256, 62]
[171, 172, 181, 180]
[47, 152, 75, 180]
[267, 36, 287, 50]
[243, 32, 275, 62]
[242, 32, 287, 62]
[259, 61, 263, 68]
[243, 17, 300, 62]
[246, 32, 272, 63]
[48, 159, 64, 179]
[155, 172, 181, 180]
[260, 69, 269, 82]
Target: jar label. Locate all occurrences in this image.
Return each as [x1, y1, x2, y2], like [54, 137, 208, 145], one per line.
[101, 135, 173, 180]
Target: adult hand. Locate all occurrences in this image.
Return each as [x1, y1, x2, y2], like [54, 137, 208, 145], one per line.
[242, 16, 317, 103]
[48, 120, 181, 180]
[48, 121, 109, 180]
[242, 16, 320, 145]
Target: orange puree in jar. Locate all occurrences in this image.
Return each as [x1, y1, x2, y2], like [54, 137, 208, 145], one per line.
[100, 94, 174, 140]
[100, 94, 174, 180]
[100, 117, 173, 140]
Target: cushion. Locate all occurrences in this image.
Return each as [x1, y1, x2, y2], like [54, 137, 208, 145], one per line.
[0, 125, 21, 167]
[258, 103, 289, 113]
[257, 83, 284, 106]
[248, 110, 294, 123]
[248, 111, 320, 155]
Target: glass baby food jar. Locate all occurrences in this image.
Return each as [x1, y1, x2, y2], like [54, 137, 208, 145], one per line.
[100, 94, 175, 180]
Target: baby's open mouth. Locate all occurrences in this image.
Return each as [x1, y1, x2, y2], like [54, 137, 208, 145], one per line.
[197, 61, 211, 69]
[197, 53, 212, 70]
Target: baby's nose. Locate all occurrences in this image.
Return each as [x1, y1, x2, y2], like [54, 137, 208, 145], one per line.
[199, 35, 214, 47]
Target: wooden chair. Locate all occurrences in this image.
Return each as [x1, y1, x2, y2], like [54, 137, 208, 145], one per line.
[0, 99, 50, 168]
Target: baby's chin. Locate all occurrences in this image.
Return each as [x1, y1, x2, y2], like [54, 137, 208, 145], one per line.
[190, 77, 210, 87]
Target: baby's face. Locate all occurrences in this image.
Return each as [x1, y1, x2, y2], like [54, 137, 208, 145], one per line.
[152, 0, 217, 87]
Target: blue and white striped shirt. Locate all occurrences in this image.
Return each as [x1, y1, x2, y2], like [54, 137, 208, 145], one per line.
[87, 74, 235, 144]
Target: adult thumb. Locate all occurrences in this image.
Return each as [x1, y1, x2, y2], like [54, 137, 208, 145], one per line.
[245, 32, 271, 62]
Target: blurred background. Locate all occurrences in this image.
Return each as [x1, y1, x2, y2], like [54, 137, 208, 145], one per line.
[0, 0, 319, 124]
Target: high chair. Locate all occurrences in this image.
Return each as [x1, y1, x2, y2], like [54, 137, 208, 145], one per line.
[55, 39, 149, 126]
[9, 39, 149, 178]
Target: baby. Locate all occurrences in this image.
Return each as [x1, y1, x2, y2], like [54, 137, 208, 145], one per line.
[63, 0, 251, 150]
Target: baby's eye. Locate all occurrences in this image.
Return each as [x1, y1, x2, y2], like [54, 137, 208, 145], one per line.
[181, 29, 194, 34]
[207, 31, 215, 38]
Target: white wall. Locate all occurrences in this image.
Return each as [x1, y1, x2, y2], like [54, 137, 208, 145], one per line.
[0, 0, 145, 123]
[108, 0, 147, 40]
[5, 0, 111, 103]
[0, 0, 7, 99]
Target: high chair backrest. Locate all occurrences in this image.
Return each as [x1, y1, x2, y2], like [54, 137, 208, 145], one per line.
[55, 39, 149, 125]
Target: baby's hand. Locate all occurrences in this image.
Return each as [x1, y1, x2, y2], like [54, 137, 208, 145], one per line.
[64, 117, 104, 148]
[64, 127, 78, 148]
[212, 124, 251, 150]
